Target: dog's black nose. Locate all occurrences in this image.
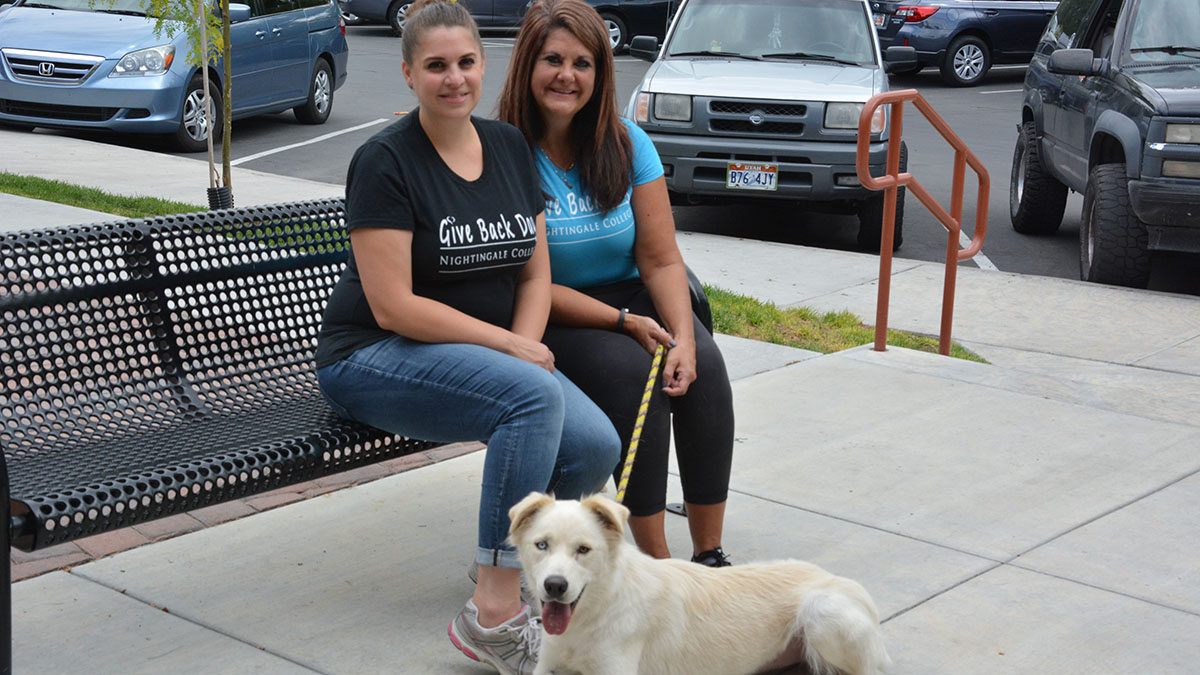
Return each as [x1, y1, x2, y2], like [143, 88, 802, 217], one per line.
[543, 575, 569, 598]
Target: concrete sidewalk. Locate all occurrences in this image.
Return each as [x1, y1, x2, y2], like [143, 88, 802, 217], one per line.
[4, 127, 1199, 673]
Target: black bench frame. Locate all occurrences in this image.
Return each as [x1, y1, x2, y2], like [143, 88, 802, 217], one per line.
[1, 199, 441, 673]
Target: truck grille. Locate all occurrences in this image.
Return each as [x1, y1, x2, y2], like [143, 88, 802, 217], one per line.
[0, 99, 119, 122]
[2, 48, 105, 85]
[710, 101, 807, 116]
[712, 119, 805, 135]
[706, 97, 812, 138]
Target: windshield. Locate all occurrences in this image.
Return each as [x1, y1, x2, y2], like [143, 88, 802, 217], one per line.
[1125, 0, 1200, 65]
[18, 0, 159, 17]
[666, 0, 877, 65]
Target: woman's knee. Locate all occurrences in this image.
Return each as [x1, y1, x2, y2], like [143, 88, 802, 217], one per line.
[502, 366, 565, 422]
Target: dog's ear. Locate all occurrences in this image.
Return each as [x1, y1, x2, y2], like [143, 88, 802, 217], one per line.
[581, 495, 629, 539]
[509, 492, 554, 538]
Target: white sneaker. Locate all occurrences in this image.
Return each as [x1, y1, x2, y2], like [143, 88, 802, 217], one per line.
[448, 600, 541, 675]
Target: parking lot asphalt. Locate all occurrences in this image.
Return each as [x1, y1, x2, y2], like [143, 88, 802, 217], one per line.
[4, 125, 1200, 673]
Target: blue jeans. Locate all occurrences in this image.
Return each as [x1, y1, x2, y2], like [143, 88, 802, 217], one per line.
[317, 335, 621, 569]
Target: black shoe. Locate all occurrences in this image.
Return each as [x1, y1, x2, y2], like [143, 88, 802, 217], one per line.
[691, 547, 732, 567]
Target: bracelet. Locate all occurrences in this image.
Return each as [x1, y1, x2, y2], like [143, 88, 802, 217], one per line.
[616, 307, 628, 333]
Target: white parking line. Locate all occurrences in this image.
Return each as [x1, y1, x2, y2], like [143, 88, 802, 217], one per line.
[978, 88, 1023, 95]
[961, 230, 999, 270]
[230, 118, 391, 166]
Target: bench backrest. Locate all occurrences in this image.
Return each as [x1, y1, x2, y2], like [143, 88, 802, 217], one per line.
[2, 200, 432, 551]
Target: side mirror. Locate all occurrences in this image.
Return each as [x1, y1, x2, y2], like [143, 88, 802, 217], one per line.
[228, 3, 252, 23]
[629, 35, 660, 62]
[883, 46, 918, 73]
[1048, 48, 1100, 76]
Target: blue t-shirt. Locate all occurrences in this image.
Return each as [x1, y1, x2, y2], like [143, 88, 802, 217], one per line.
[538, 119, 664, 289]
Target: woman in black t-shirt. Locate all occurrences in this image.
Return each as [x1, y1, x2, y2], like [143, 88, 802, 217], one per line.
[314, 2, 619, 670]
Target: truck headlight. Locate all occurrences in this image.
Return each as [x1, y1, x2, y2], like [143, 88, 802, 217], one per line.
[1165, 123, 1200, 144]
[653, 94, 692, 122]
[825, 102, 885, 134]
[110, 45, 175, 77]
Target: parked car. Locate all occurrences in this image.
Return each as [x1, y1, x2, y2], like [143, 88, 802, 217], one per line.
[340, 0, 529, 36]
[873, 0, 1058, 86]
[583, 1, 678, 52]
[1009, 0, 1200, 288]
[625, 0, 917, 250]
[0, 0, 349, 151]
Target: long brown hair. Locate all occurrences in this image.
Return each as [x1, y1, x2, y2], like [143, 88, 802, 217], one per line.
[402, 0, 483, 65]
[498, 0, 633, 213]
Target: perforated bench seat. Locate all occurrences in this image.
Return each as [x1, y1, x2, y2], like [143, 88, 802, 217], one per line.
[0, 199, 440, 670]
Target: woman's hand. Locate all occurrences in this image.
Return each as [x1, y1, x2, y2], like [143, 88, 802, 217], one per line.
[624, 313, 675, 355]
[506, 333, 556, 372]
[661, 338, 697, 397]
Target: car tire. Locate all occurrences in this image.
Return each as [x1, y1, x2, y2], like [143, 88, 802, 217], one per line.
[388, 1, 411, 37]
[1010, 120, 1067, 234]
[294, 60, 334, 124]
[857, 142, 907, 252]
[600, 12, 627, 53]
[1079, 163, 1151, 288]
[941, 35, 990, 87]
[173, 75, 221, 153]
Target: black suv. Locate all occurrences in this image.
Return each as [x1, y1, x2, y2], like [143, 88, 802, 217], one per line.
[1008, 0, 1200, 288]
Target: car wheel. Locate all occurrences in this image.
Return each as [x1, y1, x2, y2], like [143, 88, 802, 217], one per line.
[388, 1, 411, 37]
[1079, 163, 1151, 288]
[857, 142, 907, 252]
[941, 35, 989, 87]
[600, 13, 627, 53]
[173, 75, 221, 153]
[294, 60, 334, 124]
[1010, 120, 1068, 234]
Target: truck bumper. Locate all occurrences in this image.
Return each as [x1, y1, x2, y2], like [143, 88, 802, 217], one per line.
[1130, 178, 1200, 253]
[645, 131, 892, 205]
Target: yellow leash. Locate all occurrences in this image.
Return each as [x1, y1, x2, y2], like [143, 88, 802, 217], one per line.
[614, 343, 666, 504]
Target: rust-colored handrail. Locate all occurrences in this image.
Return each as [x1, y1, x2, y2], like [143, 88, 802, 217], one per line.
[855, 89, 990, 355]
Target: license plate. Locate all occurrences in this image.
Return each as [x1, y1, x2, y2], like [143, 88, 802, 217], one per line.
[873, 12, 886, 28]
[726, 162, 778, 191]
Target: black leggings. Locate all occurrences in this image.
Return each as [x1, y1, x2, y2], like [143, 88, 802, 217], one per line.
[543, 280, 735, 517]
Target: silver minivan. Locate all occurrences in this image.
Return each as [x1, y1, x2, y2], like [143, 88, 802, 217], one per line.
[625, 0, 916, 249]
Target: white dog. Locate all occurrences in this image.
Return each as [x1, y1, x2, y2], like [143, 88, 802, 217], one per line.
[508, 493, 891, 675]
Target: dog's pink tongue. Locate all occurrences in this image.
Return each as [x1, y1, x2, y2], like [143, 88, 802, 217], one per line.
[541, 601, 572, 635]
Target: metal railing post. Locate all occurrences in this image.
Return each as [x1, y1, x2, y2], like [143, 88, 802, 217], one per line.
[856, 89, 990, 356]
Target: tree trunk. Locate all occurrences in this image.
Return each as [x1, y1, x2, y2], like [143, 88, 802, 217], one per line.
[222, 0, 233, 191]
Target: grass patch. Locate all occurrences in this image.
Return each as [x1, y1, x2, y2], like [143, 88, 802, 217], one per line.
[0, 172, 204, 220]
[706, 285, 987, 363]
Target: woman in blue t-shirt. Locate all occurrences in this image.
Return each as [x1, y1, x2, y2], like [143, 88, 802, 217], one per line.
[315, 1, 619, 670]
[499, 0, 736, 567]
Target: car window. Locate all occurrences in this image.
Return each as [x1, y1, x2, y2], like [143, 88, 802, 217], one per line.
[1075, 0, 1122, 57]
[666, 0, 877, 65]
[1041, 0, 1102, 50]
[1125, 0, 1200, 64]
[258, 0, 298, 15]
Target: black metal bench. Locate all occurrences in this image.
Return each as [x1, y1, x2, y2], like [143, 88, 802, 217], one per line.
[0, 199, 441, 673]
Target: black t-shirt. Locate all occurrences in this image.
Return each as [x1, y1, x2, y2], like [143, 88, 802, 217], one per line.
[315, 113, 544, 368]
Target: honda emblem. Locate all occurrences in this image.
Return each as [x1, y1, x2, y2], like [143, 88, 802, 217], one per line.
[38, 62, 55, 77]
